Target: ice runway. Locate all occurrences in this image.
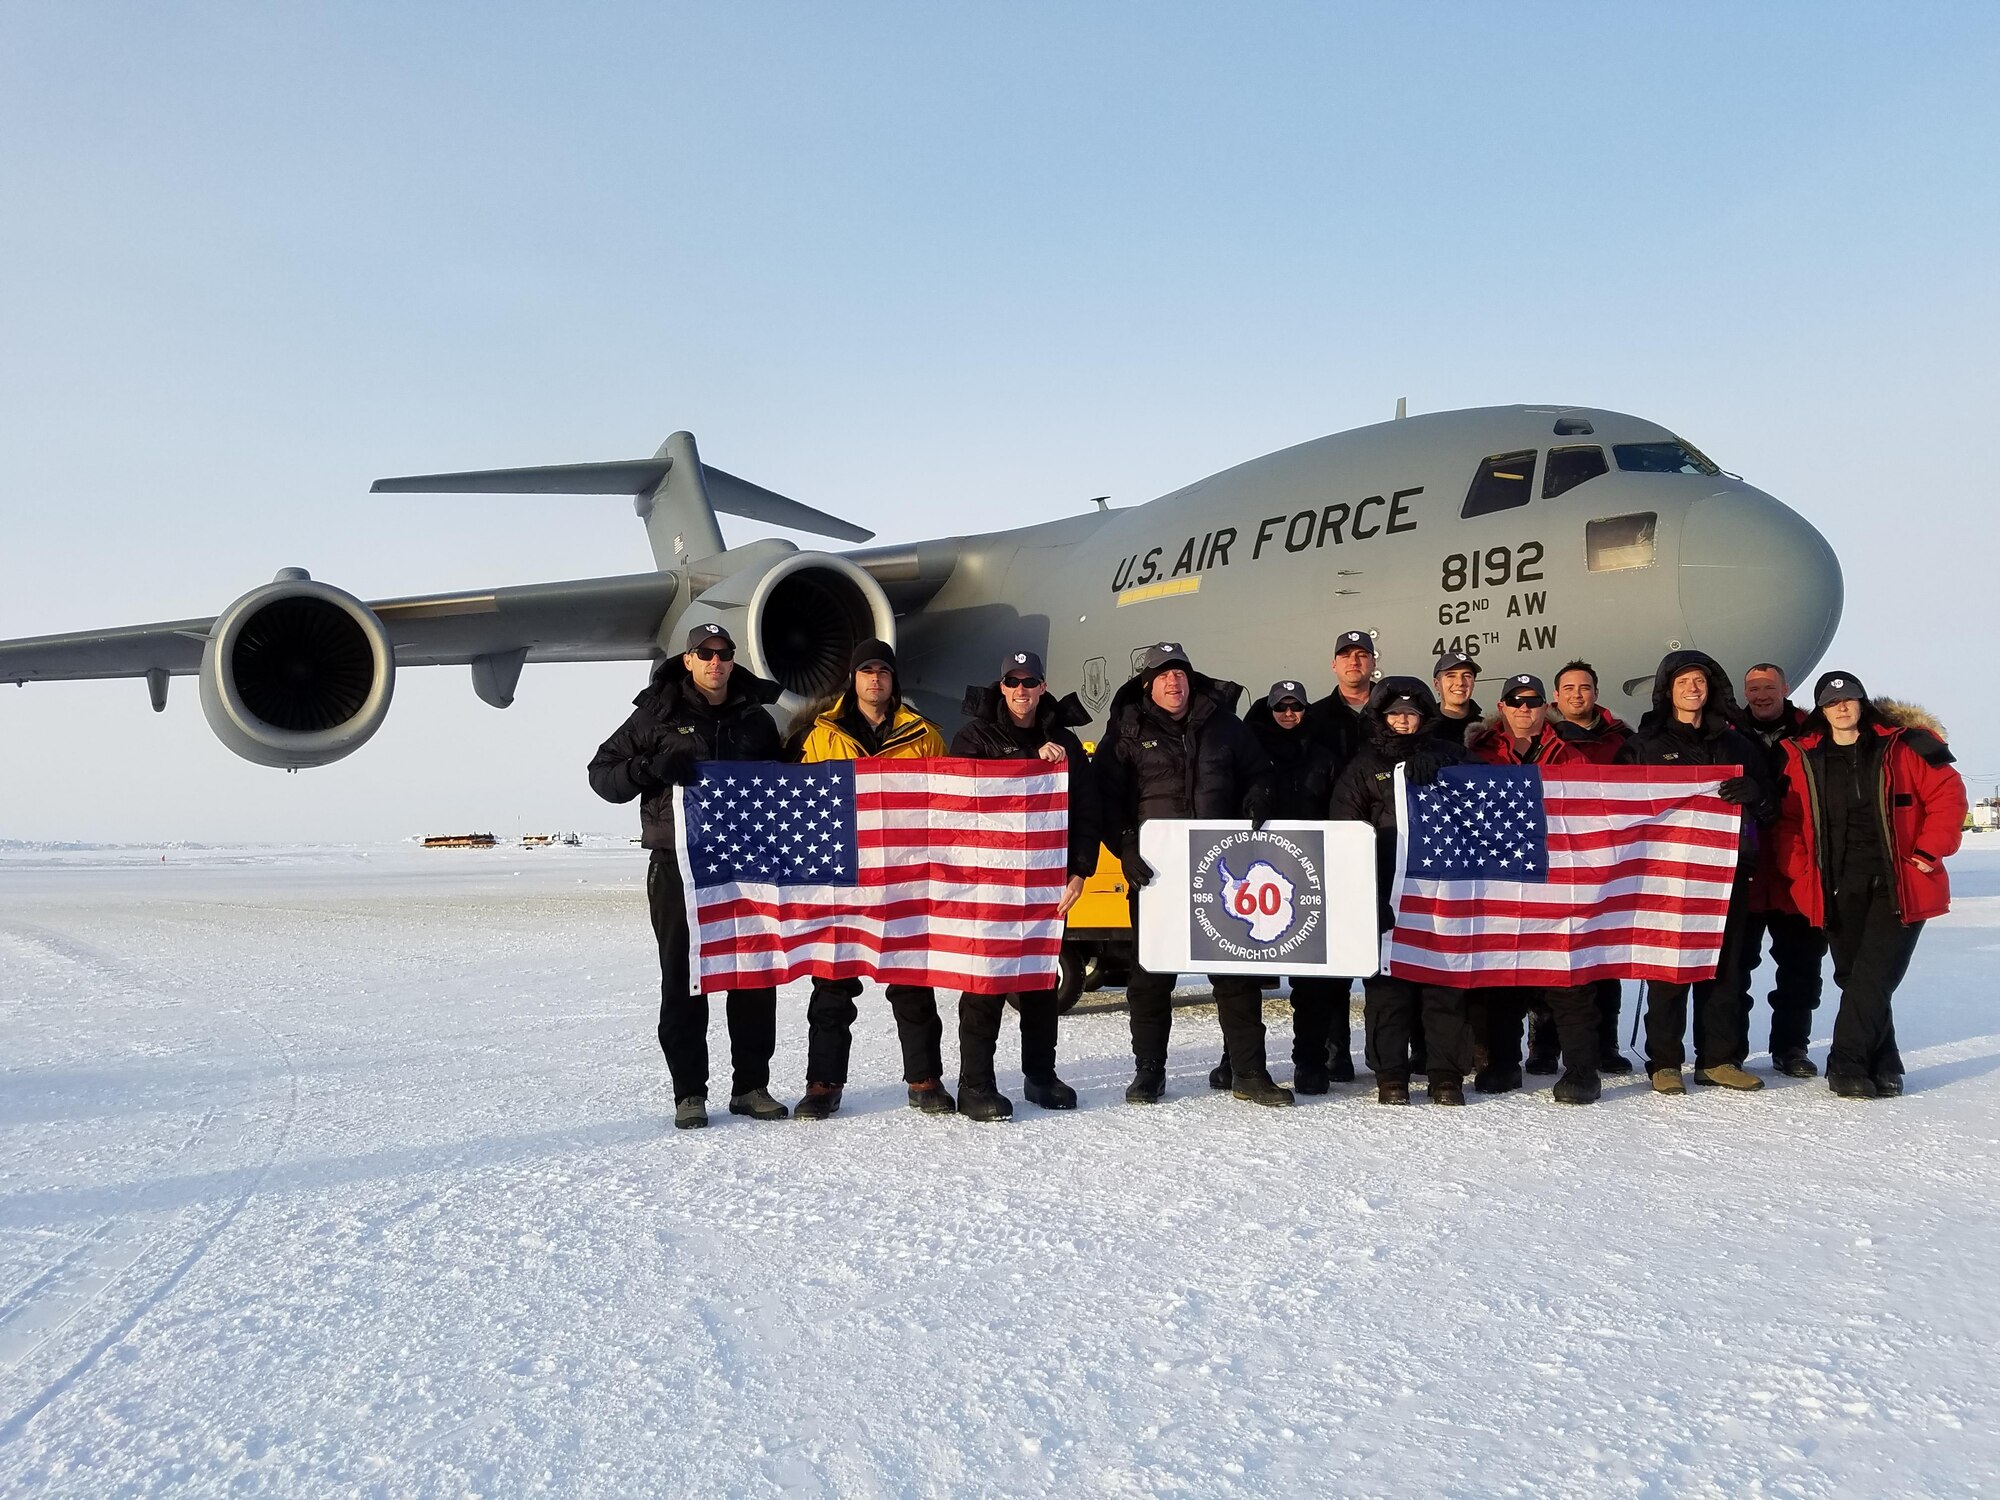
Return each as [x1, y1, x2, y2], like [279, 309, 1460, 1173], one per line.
[3, 842, 1999, 1497]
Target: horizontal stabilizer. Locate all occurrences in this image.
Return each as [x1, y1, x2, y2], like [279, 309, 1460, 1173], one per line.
[371, 459, 873, 543]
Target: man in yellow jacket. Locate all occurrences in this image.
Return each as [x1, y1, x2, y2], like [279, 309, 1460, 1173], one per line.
[795, 638, 953, 1121]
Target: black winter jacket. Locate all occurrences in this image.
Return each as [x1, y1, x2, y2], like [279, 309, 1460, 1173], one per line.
[953, 684, 1103, 879]
[1093, 669, 1271, 858]
[1615, 649, 1777, 843]
[1429, 702, 1482, 750]
[1328, 680, 1464, 930]
[1305, 690, 1370, 768]
[1245, 701, 1338, 820]
[588, 658, 784, 849]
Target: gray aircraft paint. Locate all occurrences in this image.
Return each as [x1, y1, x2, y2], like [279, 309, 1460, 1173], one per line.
[0, 404, 1841, 766]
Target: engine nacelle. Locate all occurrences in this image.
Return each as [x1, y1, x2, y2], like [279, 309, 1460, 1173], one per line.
[669, 550, 896, 718]
[199, 576, 396, 768]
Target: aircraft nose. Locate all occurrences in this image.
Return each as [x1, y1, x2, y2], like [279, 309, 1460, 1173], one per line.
[1678, 486, 1843, 679]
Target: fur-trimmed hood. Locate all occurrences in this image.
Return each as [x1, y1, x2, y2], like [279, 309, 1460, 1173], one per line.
[1876, 698, 1948, 741]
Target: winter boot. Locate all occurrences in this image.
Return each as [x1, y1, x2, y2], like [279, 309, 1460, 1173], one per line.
[794, 1082, 843, 1120]
[1829, 1073, 1878, 1099]
[1650, 1068, 1686, 1096]
[1692, 1063, 1764, 1091]
[674, 1096, 708, 1131]
[1552, 1069, 1602, 1106]
[1292, 1063, 1332, 1096]
[727, 1087, 788, 1121]
[1022, 1073, 1078, 1110]
[908, 1078, 958, 1115]
[1328, 1051, 1356, 1083]
[1599, 1050, 1635, 1076]
[1125, 1065, 1166, 1105]
[1377, 1077, 1411, 1106]
[1524, 1015, 1560, 1076]
[1208, 1056, 1233, 1090]
[1474, 1063, 1524, 1095]
[958, 1083, 1013, 1122]
[1873, 1073, 1904, 1098]
[1772, 1048, 1819, 1079]
[1231, 1074, 1295, 1108]
[1427, 1074, 1466, 1106]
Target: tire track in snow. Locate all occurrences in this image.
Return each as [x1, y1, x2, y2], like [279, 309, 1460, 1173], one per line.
[0, 919, 299, 1447]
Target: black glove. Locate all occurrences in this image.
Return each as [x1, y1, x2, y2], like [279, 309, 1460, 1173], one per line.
[1242, 788, 1273, 833]
[1717, 775, 1757, 805]
[647, 746, 700, 788]
[1121, 850, 1155, 889]
[1404, 750, 1442, 787]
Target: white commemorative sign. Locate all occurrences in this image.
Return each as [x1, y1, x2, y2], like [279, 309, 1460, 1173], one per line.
[1136, 820, 1380, 977]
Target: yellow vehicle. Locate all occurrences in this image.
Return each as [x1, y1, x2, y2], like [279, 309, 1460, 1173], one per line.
[1058, 741, 1134, 1010]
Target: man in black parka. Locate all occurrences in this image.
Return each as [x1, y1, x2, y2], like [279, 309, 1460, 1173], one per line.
[1094, 642, 1282, 1106]
[1328, 678, 1473, 1104]
[1615, 648, 1775, 1094]
[588, 622, 789, 1130]
[949, 649, 1101, 1120]
[1207, 680, 1345, 1092]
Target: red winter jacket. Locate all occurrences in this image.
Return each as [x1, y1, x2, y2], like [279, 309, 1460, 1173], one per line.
[1467, 717, 1581, 766]
[1771, 702, 1967, 927]
[1550, 709, 1629, 765]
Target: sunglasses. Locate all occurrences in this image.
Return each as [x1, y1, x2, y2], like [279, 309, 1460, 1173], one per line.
[1502, 696, 1544, 708]
[1003, 675, 1044, 689]
[693, 647, 735, 662]
[1272, 702, 1306, 714]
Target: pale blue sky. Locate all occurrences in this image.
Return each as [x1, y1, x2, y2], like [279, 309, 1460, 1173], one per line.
[3, 2, 1996, 839]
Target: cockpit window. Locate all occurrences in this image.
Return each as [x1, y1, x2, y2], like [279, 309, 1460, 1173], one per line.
[1542, 445, 1608, 499]
[1613, 440, 1721, 476]
[1461, 450, 1537, 518]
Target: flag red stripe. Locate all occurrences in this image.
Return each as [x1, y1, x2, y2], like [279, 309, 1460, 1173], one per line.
[699, 894, 1060, 925]
[858, 826, 1069, 852]
[1389, 924, 1723, 955]
[1399, 890, 1733, 921]
[701, 929, 1061, 960]
[855, 791, 1067, 816]
[1387, 957, 1720, 986]
[858, 860, 1064, 887]
[1545, 824, 1740, 855]
[701, 958, 1057, 994]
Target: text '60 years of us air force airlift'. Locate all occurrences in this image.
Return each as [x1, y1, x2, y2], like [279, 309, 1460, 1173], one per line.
[0, 404, 1842, 769]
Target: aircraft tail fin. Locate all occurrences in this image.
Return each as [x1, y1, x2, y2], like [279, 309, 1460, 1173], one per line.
[371, 430, 873, 568]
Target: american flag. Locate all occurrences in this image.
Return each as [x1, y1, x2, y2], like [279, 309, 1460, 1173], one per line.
[673, 758, 1067, 995]
[1387, 764, 1742, 986]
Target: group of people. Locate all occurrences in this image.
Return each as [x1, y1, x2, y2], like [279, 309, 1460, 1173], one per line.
[590, 620, 1967, 1129]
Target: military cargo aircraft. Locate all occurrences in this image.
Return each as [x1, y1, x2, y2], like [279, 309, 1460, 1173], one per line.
[0, 404, 1842, 768]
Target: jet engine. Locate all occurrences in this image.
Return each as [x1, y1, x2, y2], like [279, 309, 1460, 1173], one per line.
[198, 573, 396, 768]
[669, 549, 896, 715]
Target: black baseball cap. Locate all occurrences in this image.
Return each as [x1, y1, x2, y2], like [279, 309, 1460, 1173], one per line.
[1813, 671, 1867, 707]
[850, 637, 898, 673]
[1333, 629, 1375, 657]
[1136, 641, 1192, 679]
[1001, 650, 1045, 681]
[1500, 673, 1546, 706]
[1433, 650, 1476, 678]
[685, 622, 735, 652]
[1267, 680, 1309, 709]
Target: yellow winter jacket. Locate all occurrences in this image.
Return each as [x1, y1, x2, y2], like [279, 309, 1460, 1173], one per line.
[797, 697, 947, 763]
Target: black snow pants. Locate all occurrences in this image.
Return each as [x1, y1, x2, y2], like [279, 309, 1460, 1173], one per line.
[1745, 906, 1831, 1057]
[1825, 876, 1922, 1083]
[1363, 975, 1470, 1085]
[1643, 869, 1758, 1074]
[646, 850, 777, 1101]
[805, 977, 944, 1086]
[1125, 894, 1271, 1081]
[958, 988, 1061, 1088]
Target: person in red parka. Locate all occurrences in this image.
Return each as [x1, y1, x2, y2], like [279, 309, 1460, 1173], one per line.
[1462, 675, 1601, 1104]
[1772, 672, 1967, 1098]
[1547, 659, 1636, 1075]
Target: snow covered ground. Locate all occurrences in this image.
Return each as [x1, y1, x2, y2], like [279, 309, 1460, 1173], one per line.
[3, 840, 1999, 1497]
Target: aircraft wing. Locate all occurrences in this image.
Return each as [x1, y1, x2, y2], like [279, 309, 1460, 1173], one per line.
[0, 571, 679, 684]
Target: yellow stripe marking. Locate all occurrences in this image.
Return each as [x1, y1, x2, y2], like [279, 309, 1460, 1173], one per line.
[1115, 576, 1203, 608]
